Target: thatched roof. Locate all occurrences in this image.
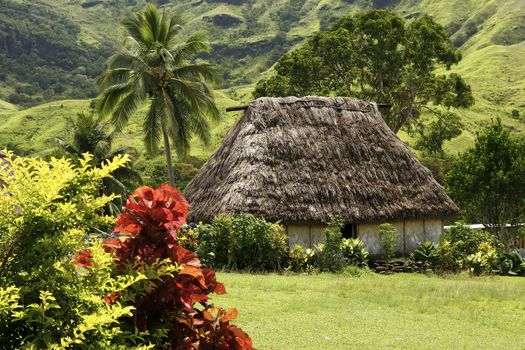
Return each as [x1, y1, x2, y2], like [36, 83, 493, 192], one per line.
[184, 96, 460, 223]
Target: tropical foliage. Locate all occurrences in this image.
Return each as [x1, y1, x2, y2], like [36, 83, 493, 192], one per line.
[0, 153, 253, 349]
[411, 241, 438, 267]
[196, 214, 288, 271]
[0, 151, 130, 348]
[101, 184, 254, 349]
[447, 118, 525, 245]
[53, 111, 142, 207]
[97, 4, 220, 185]
[436, 223, 504, 273]
[254, 10, 474, 140]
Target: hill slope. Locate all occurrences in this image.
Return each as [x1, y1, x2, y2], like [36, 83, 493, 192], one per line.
[0, 90, 242, 159]
[0, 0, 524, 159]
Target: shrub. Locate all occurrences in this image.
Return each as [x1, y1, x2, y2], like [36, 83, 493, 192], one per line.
[411, 241, 438, 267]
[178, 223, 200, 252]
[0, 152, 254, 348]
[102, 185, 254, 348]
[313, 217, 346, 272]
[198, 214, 288, 271]
[341, 238, 369, 267]
[465, 242, 500, 275]
[440, 223, 504, 255]
[0, 151, 142, 348]
[196, 215, 234, 268]
[228, 214, 288, 271]
[288, 243, 315, 272]
[379, 223, 399, 259]
[500, 249, 525, 276]
[436, 223, 504, 272]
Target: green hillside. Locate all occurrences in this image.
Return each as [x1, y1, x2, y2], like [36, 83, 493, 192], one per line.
[0, 0, 524, 159]
[0, 89, 244, 159]
[0, 99, 17, 113]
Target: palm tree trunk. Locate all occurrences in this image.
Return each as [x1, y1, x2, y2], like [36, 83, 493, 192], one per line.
[162, 128, 176, 186]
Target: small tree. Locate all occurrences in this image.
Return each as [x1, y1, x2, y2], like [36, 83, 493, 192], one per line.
[378, 223, 399, 259]
[447, 118, 525, 245]
[53, 112, 142, 209]
[313, 217, 346, 272]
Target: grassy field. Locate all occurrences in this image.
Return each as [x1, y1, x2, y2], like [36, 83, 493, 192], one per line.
[213, 272, 525, 350]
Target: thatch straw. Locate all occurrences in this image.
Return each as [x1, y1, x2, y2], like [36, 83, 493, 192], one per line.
[184, 96, 460, 223]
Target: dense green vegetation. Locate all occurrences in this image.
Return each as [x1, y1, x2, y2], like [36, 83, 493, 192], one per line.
[0, 0, 114, 105]
[0, 0, 524, 158]
[447, 119, 525, 243]
[0, 155, 254, 349]
[53, 112, 142, 207]
[215, 272, 525, 350]
[180, 214, 524, 277]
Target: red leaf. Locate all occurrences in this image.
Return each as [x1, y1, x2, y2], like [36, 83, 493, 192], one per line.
[72, 250, 93, 267]
[215, 282, 226, 295]
[180, 266, 207, 289]
[114, 212, 142, 235]
[103, 291, 122, 305]
[133, 186, 156, 208]
[221, 308, 238, 323]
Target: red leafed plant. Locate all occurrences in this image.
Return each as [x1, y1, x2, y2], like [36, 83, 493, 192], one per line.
[100, 184, 254, 349]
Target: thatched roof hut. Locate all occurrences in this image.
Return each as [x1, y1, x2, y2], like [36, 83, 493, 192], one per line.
[185, 96, 459, 223]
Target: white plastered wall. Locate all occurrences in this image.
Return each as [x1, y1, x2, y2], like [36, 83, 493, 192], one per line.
[358, 219, 443, 256]
[286, 224, 325, 248]
[285, 219, 443, 255]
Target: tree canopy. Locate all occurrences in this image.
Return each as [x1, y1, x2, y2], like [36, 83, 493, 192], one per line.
[447, 118, 525, 245]
[254, 10, 474, 134]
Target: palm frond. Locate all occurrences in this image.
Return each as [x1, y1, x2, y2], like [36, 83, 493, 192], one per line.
[97, 68, 132, 87]
[97, 83, 133, 117]
[172, 32, 211, 63]
[165, 14, 185, 47]
[169, 79, 220, 122]
[142, 3, 161, 43]
[111, 88, 143, 131]
[173, 62, 218, 84]
[108, 51, 149, 70]
[163, 89, 191, 157]
[190, 114, 212, 146]
[122, 11, 150, 48]
[196, 82, 221, 122]
[143, 97, 163, 155]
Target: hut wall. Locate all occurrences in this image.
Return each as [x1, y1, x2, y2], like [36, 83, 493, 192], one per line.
[286, 224, 325, 248]
[358, 219, 443, 256]
[286, 219, 443, 255]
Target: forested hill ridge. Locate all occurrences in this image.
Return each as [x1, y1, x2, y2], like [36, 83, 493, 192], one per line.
[0, 0, 524, 156]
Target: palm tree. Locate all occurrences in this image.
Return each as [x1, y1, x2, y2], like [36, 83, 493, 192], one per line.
[97, 4, 220, 185]
[53, 112, 142, 208]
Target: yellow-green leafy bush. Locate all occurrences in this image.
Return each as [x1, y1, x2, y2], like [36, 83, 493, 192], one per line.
[0, 151, 160, 348]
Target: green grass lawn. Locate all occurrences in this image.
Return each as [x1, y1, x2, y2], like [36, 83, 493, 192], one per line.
[213, 273, 525, 350]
